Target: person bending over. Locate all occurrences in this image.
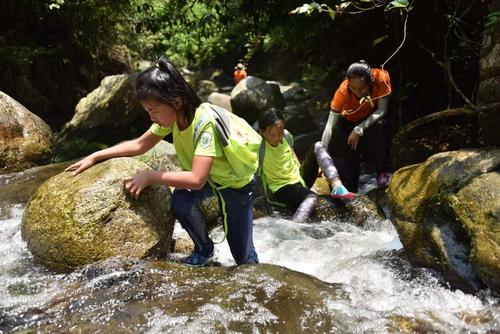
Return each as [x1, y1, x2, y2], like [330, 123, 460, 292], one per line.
[321, 60, 392, 192]
[66, 55, 259, 267]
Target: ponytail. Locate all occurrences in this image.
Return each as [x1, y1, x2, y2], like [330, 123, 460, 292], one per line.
[136, 55, 201, 123]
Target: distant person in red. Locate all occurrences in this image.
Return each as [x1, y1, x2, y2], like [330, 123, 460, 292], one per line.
[233, 63, 247, 84]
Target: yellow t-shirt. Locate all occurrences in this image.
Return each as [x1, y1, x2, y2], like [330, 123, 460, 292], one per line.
[149, 105, 253, 188]
[262, 139, 305, 193]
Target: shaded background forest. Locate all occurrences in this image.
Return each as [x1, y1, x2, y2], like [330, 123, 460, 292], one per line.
[0, 0, 492, 135]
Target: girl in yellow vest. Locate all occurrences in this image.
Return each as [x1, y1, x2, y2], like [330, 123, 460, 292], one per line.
[66, 55, 259, 266]
[258, 108, 354, 223]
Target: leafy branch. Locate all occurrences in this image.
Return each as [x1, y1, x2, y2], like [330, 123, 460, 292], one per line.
[290, 0, 412, 69]
[290, 0, 410, 20]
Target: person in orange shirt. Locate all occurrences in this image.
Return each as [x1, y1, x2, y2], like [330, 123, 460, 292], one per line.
[233, 63, 247, 84]
[321, 60, 392, 192]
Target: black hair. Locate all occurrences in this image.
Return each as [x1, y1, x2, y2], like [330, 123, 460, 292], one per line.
[346, 60, 373, 86]
[258, 108, 284, 131]
[136, 55, 201, 123]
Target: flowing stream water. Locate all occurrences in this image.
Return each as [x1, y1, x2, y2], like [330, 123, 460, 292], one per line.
[0, 174, 499, 333]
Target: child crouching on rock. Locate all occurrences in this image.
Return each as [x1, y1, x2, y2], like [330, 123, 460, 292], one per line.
[257, 108, 355, 223]
[66, 55, 260, 267]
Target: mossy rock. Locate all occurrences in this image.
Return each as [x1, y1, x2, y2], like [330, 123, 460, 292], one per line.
[388, 148, 500, 293]
[448, 172, 500, 293]
[21, 157, 174, 272]
[134, 140, 180, 172]
[134, 140, 220, 226]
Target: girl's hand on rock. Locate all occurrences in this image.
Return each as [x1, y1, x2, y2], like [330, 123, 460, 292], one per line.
[65, 156, 96, 175]
[123, 171, 153, 199]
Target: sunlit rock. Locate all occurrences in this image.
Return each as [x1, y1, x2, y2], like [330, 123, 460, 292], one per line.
[0, 91, 53, 174]
[134, 140, 220, 227]
[254, 192, 383, 225]
[388, 148, 500, 293]
[207, 92, 232, 112]
[315, 195, 384, 224]
[21, 157, 174, 272]
[133, 140, 180, 172]
[230, 76, 285, 125]
[54, 74, 149, 161]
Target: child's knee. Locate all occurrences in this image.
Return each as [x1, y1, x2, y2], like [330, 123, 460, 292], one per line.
[314, 141, 326, 154]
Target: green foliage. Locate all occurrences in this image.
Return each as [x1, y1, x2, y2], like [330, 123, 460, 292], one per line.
[48, 0, 65, 10]
[485, 11, 500, 30]
[290, 0, 410, 19]
[123, 0, 240, 66]
[1, 0, 134, 66]
[385, 0, 409, 12]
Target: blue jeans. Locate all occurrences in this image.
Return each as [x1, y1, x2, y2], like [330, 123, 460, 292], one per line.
[171, 181, 259, 265]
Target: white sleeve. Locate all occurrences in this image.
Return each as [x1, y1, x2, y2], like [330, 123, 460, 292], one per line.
[358, 97, 389, 131]
[321, 111, 339, 146]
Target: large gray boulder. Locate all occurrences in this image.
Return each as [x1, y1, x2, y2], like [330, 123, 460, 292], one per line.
[0, 91, 53, 174]
[21, 157, 174, 272]
[388, 148, 500, 293]
[54, 74, 149, 160]
[230, 76, 285, 125]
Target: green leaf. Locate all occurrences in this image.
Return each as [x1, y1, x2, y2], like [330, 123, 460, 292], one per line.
[339, 2, 351, 10]
[385, 0, 409, 11]
[290, 3, 322, 15]
[485, 11, 500, 28]
[372, 34, 389, 47]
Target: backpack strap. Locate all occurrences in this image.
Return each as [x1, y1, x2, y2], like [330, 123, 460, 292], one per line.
[192, 103, 235, 245]
[207, 104, 231, 146]
[194, 103, 232, 147]
[257, 138, 266, 176]
[284, 129, 293, 148]
[193, 111, 212, 145]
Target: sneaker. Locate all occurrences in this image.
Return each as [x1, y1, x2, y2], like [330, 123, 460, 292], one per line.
[330, 185, 356, 200]
[377, 172, 391, 187]
[181, 252, 213, 267]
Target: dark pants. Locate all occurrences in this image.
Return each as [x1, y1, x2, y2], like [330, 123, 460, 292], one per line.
[274, 183, 315, 211]
[171, 181, 259, 265]
[300, 117, 390, 193]
[329, 117, 389, 192]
